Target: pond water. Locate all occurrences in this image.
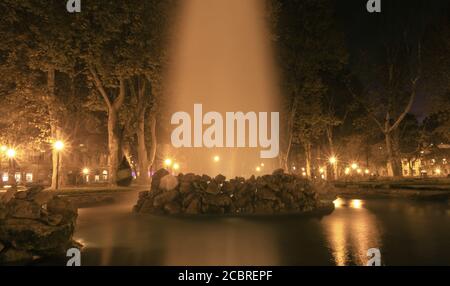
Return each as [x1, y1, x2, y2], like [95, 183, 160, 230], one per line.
[54, 195, 450, 266]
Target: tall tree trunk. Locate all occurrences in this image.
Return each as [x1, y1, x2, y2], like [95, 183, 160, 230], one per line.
[304, 142, 312, 178]
[385, 131, 395, 177]
[46, 68, 63, 190]
[326, 126, 338, 180]
[107, 108, 121, 185]
[137, 111, 149, 184]
[148, 112, 157, 171]
[89, 67, 126, 186]
[280, 95, 298, 171]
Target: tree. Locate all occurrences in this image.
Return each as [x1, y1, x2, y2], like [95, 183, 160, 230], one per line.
[0, 0, 78, 188]
[346, 1, 428, 177]
[275, 0, 347, 174]
[72, 1, 170, 185]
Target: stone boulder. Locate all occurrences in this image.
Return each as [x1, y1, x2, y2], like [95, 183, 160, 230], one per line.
[133, 168, 322, 216]
[159, 175, 179, 191]
[0, 186, 77, 264]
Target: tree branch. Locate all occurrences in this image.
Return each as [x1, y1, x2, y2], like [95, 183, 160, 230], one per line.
[113, 76, 126, 110]
[347, 84, 385, 132]
[88, 65, 112, 110]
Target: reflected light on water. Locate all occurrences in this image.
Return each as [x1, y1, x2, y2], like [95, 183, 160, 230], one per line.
[333, 198, 345, 208]
[350, 199, 363, 209]
[322, 198, 382, 266]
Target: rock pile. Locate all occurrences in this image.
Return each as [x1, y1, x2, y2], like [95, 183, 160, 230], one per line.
[0, 186, 78, 264]
[134, 168, 323, 216]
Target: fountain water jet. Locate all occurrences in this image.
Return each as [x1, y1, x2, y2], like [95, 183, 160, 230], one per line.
[164, 0, 280, 177]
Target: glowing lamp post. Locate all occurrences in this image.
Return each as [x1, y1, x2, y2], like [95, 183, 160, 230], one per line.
[6, 148, 16, 187]
[329, 156, 337, 164]
[328, 156, 338, 180]
[82, 167, 90, 183]
[173, 163, 180, 174]
[53, 140, 64, 190]
[164, 158, 173, 173]
[164, 158, 172, 167]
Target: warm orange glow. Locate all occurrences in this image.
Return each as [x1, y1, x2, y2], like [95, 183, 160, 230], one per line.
[255, 166, 261, 172]
[82, 168, 90, 175]
[173, 163, 180, 170]
[344, 168, 350, 175]
[350, 199, 363, 209]
[333, 197, 344, 208]
[0, 145, 7, 152]
[54, 140, 65, 151]
[6, 148, 16, 158]
[329, 156, 337, 164]
[164, 158, 173, 167]
[351, 163, 358, 170]
[213, 155, 220, 162]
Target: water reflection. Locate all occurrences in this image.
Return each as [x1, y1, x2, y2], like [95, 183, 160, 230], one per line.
[322, 198, 382, 266]
[65, 196, 450, 266]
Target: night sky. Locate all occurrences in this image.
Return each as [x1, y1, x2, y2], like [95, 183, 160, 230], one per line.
[336, 0, 450, 119]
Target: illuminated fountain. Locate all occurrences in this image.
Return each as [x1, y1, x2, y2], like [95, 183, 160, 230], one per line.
[165, 0, 280, 177]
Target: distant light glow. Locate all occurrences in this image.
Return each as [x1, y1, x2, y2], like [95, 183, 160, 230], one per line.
[213, 155, 220, 162]
[54, 140, 65, 151]
[6, 148, 16, 158]
[329, 156, 337, 164]
[255, 166, 261, 172]
[333, 197, 344, 208]
[0, 145, 7, 152]
[351, 163, 358, 170]
[82, 168, 90, 175]
[164, 158, 173, 167]
[350, 199, 363, 209]
[173, 163, 180, 170]
[344, 168, 350, 175]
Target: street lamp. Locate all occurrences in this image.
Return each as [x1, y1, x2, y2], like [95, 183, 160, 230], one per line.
[255, 166, 261, 172]
[328, 156, 338, 180]
[6, 148, 16, 159]
[82, 167, 90, 183]
[164, 158, 173, 167]
[6, 148, 16, 188]
[53, 140, 65, 190]
[213, 155, 220, 162]
[329, 156, 337, 164]
[351, 163, 358, 170]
